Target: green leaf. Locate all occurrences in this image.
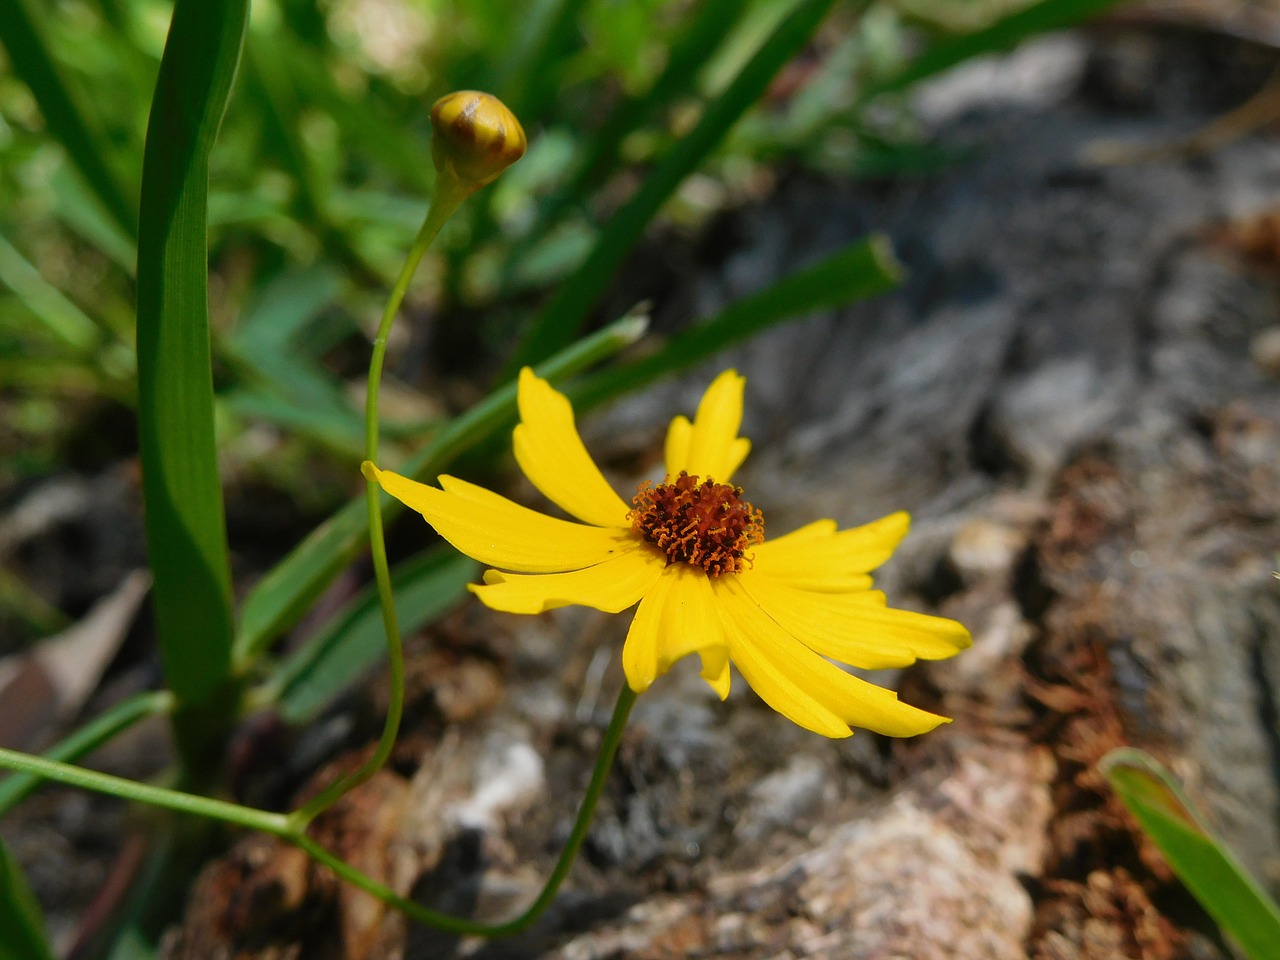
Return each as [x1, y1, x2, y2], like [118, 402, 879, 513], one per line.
[220, 266, 365, 454]
[135, 0, 247, 747]
[1102, 748, 1280, 960]
[273, 546, 479, 724]
[569, 235, 902, 410]
[0, 0, 138, 239]
[233, 311, 648, 667]
[862, 0, 1125, 100]
[0, 836, 56, 960]
[0, 233, 102, 353]
[496, 0, 590, 120]
[505, 0, 841, 372]
[566, 0, 748, 200]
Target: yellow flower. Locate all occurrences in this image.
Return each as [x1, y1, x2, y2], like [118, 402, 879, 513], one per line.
[363, 369, 970, 738]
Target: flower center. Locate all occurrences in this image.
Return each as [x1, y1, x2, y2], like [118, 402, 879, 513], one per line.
[629, 471, 764, 577]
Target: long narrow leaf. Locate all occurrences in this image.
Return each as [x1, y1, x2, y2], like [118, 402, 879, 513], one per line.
[233, 312, 648, 665]
[0, 838, 56, 960]
[569, 234, 901, 410]
[506, 0, 841, 372]
[0, 0, 137, 238]
[0, 233, 102, 352]
[272, 546, 479, 724]
[498, 0, 590, 120]
[861, 0, 1125, 100]
[135, 0, 246, 732]
[1102, 748, 1280, 960]
[564, 0, 749, 202]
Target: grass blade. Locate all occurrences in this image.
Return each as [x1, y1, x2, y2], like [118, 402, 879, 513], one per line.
[1102, 747, 1280, 960]
[570, 234, 902, 410]
[0, 0, 138, 239]
[862, 0, 1125, 100]
[0, 837, 56, 960]
[234, 311, 648, 665]
[506, 0, 841, 372]
[498, 0, 590, 119]
[135, 0, 247, 758]
[566, 0, 749, 201]
[271, 546, 479, 724]
[0, 233, 102, 353]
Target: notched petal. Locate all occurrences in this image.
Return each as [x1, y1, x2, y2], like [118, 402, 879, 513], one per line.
[513, 368, 631, 528]
[366, 462, 630, 572]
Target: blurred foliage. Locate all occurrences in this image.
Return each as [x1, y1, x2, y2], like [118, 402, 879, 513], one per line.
[0, 0, 1057, 489]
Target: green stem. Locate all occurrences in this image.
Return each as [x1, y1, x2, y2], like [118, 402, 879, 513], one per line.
[0, 690, 174, 815]
[0, 747, 290, 835]
[289, 180, 469, 830]
[299, 683, 636, 937]
[0, 683, 638, 938]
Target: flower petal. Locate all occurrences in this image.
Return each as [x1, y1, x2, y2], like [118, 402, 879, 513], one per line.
[513, 368, 631, 527]
[740, 575, 971, 669]
[621, 564, 725, 693]
[698, 646, 731, 700]
[714, 577, 950, 738]
[750, 512, 910, 591]
[366, 463, 631, 572]
[663, 370, 751, 482]
[471, 543, 664, 614]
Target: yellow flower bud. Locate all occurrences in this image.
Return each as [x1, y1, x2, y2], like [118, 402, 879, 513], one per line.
[430, 91, 527, 191]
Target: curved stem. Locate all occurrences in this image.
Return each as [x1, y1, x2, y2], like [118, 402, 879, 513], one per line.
[301, 683, 636, 937]
[0, 683, 638, 939]
[289, 181, 469, 830]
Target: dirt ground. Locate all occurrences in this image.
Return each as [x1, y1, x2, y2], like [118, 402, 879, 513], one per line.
[4, 13, 1280, 960]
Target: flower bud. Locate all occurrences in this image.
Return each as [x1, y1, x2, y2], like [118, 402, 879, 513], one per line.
[430, 91, 526, 190]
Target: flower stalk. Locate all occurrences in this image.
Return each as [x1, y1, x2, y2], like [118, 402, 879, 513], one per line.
[0, 682, 637, 938]
[290, 90, 527, 828]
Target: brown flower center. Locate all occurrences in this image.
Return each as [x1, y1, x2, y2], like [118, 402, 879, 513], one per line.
[629, 472, 764, 577]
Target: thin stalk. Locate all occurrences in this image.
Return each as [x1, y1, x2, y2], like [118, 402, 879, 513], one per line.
[288, 181, 468, 830]
[284, 684, 636, 937]
[0, 690, 174, 815]
[0, 747, 289, 835]
[0, 683, 638, 937]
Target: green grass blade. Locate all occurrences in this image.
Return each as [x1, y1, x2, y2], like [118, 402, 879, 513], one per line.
[506, 0, 840, 373]
[0, 0, 138, 239]
[135, 0, 247, 740]
[0, 691, 173, 815]
[570, 234, 902, 410]
[862, 0, 1124, 100]
[269, 35, 433, 197]
[564, 0, 749, 201]
[1102, 748, 1280, 960]
[0, 837, 56, 960]
[498, 0, 590, 119]
[0, 233, 102, 353]
[271, 546, 479, 724]
[234, 311, 648, 666]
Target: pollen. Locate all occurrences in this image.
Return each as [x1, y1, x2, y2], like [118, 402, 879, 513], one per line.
[629, 472, 764, 577]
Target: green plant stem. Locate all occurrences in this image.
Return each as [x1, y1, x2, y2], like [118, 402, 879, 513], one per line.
[0, 691, 174, 815]
[0, 747, 289, 835]
[298, 683, 637, 937]
[0, 683, 638, 937]
[288, 180, 469, 830]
